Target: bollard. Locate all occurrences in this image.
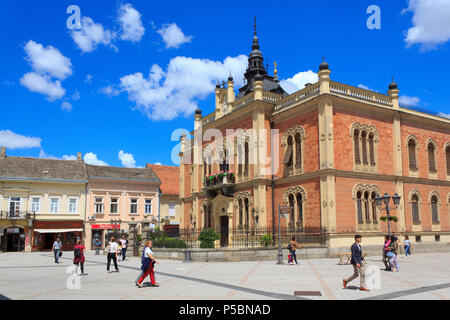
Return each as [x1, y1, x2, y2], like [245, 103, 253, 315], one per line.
[184, 249, 192, 263]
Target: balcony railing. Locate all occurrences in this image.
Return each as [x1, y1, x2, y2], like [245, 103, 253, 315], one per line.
[203, 172, 235, 188]
[0, 211, 36, 220]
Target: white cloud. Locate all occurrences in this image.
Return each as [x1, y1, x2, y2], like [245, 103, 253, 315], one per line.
[39, 149, 58, 159]
[61, 101, 73, 111]
[23, 40, 72, 80]
[62, 155, 77, 160]
[99, 85, 121, 97]
[118, 150, 137, 168]
[157, 23, 193, 49]
[437, 112, 450, 119]
[154, 162, 162, 165]
[72, 91, 81, 100]
[0, 130, 41, 149]
[399, 95, 421, 107]
[71, 17, 115, 53]
[358, 84, 378, 92]
[20, 72, 66, 101]
[85, 74, 93, 84]
[84, 152, 109, 166]
[118, 3, 145, 42]
[119, 55, 247, 120]
[280, 70, 318, 94]
[403, 0, 450, 50]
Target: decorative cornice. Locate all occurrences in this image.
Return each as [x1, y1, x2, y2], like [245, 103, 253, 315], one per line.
[282, 186, 307, 204]
[233, 191, 253, 208]
[428, 190, 441, 205]
[351, 184, 381, 200]
[281, 126, 306, 147]
[349, 122, 380, 142]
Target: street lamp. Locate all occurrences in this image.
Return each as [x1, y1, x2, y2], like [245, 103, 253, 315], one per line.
[375, 192, 401, 236]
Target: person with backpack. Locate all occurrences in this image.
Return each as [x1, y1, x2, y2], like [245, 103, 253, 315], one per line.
[388, 235, 400, 272]
[73, 239, 87, 276]
[136, 240, 159, 288]
[120, 236, 128, 261]
[287, 237, 300, 265]
[382, 235, 391, 271]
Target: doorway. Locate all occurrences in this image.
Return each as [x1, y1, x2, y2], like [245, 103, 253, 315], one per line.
[220, 216, 229, 247]
[3, 227, 25, 251]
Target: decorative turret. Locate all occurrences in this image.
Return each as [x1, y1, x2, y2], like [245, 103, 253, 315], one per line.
[388, 77, 400, 109]
[318, 56, 331, 94]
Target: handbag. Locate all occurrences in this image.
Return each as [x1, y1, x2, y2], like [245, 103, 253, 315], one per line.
[287, 243, 292, 250]
[59, 251, 63, 257]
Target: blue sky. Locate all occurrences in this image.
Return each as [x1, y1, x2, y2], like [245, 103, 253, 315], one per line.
[0, 0, 449, 167]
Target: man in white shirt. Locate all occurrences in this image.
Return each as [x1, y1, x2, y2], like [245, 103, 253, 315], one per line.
[106, 237, 120, 273]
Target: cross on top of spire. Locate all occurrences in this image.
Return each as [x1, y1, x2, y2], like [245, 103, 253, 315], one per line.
[254, 16, 257, 37]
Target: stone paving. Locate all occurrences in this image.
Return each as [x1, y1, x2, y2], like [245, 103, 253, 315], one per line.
[0, 251, 449, 300]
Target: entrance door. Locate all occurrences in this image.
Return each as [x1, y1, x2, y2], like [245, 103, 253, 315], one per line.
[220, 216, 229, 247]
[5, 228, 25, 251]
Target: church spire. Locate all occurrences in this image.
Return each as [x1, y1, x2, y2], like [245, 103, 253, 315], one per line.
[244, 17, 267, 89]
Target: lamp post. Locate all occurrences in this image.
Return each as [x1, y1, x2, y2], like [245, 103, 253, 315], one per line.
[375, 192, 401, 236]
[277, 206, 289, 265]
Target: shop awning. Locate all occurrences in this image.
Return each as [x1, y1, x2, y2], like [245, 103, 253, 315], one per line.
[34, 228, 83, 233]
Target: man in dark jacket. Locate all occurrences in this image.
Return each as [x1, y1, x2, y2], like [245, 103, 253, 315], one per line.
[343, 235, 369, 291]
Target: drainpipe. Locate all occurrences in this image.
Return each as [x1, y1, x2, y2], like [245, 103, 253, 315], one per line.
[84, 183, 88, 248]
[158, 188, 161, 230]
[270, 121, 276, 246]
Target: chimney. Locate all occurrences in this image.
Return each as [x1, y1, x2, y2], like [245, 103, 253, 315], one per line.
[0, 147, 5, 159]
[77, 152, 82, 161]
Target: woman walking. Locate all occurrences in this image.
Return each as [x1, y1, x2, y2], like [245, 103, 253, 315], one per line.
[388, 235, 399, 272]
[382, 235, 391, 271]
[288, 237, 300, 265]
[106, 237, 120, 273]
[404, 235, 412, 258]
[120, 236, 128, 261]
[73, 239, 87, 276]
[136, 240, 159, 288]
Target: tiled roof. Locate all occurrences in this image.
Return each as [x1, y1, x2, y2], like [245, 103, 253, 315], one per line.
[0, 157, 87, 182]
[86, 164, 160, 183]
[146, 164, 180, 195]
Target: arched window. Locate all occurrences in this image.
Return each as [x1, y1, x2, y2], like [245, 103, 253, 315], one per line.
[203, 160, 207, 177]
[288, 194, 295, 225]
[244, 198, 250, 227]
[284, 136, 294, 177]
[431, 195, 439, 224]
[238, 199, 243, 226]
[428, 143, 436, 173]
[244, 141, 249, 178]
[361, 131, 368, 165]
[238, 144, 243, 178]
[296, 193, 303, 225]
[408, 139, 417, 170]
[357, 191, 363, 224]
[369, 133, 375, 165]
[354, 130, 360, 164]
[411, 194, 420, 223]
[371, 192, 377, 221]
[295, 133, 302, 170]
[364, 191, 370, 221]
[446, 145, 450, 175]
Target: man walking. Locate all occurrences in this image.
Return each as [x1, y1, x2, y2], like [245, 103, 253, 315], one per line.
[343, 235, 369, 291]
[52, 237, 62, 264]
[120, 236, 128, 261]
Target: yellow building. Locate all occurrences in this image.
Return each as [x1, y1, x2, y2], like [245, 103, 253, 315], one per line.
[0, 148, 87, 252]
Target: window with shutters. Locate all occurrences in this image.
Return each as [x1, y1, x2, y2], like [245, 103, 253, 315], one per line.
[238, 199, 243, 227]
[371, 192, 378, 221]
[408, 139, 418, 170]
[283, 136, 294, 177]
[411, 194, 420, 224]
[354, 130, 360, 164]
[351, 123, 378, 172]
[289, 194, 295, 226]
[364, 192, 370, 222]
[369, 134, 375, 165]
[428, 142, 436, 173]
[296, 193, 303, 225]
[431, 195, 439, 224]
[295, 133, 302, 170]
[361, 131, 368, 165]
[244, 141, 249, 179]
[357, 191, 363, 224]
[447, 145, 450, 176]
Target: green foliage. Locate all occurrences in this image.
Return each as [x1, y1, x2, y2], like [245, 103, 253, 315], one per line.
[149, 230, 186, 248]
[198, 228, 220, 248]
[380, 216, 398, 222]
[260, 234, 273, 247]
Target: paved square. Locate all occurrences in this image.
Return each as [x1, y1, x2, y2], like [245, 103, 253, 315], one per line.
[0, 251, 449, 300]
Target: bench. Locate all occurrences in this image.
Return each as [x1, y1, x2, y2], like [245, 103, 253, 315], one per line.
[336, 252, 367, 265]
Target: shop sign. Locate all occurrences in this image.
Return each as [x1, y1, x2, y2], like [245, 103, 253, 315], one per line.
[91, 224, 120, 230]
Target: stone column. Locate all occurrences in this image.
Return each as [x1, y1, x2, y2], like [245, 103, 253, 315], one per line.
[128, 221, 138, 256]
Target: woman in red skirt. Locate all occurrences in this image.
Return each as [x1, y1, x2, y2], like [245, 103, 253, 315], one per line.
[136, 240, 159, 288]
[73, 239, 87, 276]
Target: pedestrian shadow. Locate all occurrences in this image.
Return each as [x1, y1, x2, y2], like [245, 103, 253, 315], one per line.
[344, 286, 360, 291]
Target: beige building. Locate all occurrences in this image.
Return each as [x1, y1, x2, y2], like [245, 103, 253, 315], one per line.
[84, 164, 160, 250]
[146, 164, 182, 229]
[0, 148, 87, 252]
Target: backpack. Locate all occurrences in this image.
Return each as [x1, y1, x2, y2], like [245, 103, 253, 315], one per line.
[74, 247, 81, 258]
[287, 243, 292, 250]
